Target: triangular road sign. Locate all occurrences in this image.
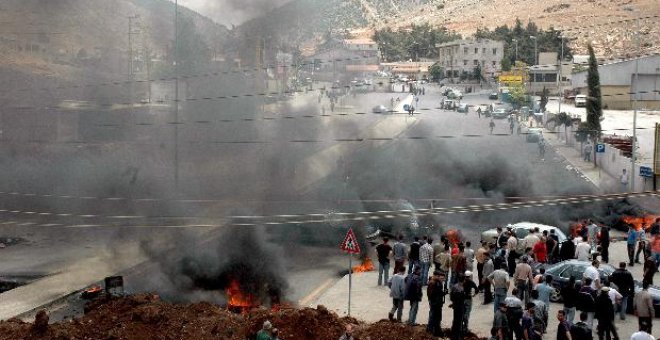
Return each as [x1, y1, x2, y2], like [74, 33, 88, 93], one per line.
[340, 228, 361, 254]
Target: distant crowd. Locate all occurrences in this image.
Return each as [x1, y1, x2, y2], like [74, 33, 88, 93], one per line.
[373, 218, 659, 340]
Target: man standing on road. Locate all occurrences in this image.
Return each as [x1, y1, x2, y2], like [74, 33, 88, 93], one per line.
[419, 237, 434, 286]
[493, 303, 510, 340]
[388, 266, 406, 322]
[426, 271, 447, 336]
[633, 281, 655, 334]
[449, 274, 466, 340]
[507, 232, 519, 276]
[627, 225, 639, 266]
[465, 241, 475, 272]
[404, 265, 423, 325]
[408, 236, 421, 274]
[513, 256, 534, 304]
[586, 220, 599, 251]
[642, 255, 657, 285]
[577, 278, 597, 329]
[560, 236, 576, 262]
[392, 235, 407, 275]
[600, 224, 611, 263]
[561, 277, 578, 323]
[451, 244, 467, 285]
[584, 259, 602, 290]
[482, 252, 495, 304]
[504, 291, 524, 340]
[595, 287, 618, 340]
[532, 237, 547, 264]
[462, 271, 479, 333]
[569, 312, 593, 340]
[576, 236, 592, 261]
[376, 237, 393, 286]
[476, 241, 488, 289]
[620, 169, 629, 192]
[609, 262, 634, 320]
[635, 227, 648, 264]
[535, 276, 554, 326]
[556, 310, 572, 340]
[432, 238, 444, 271]
[488, 263, 511, 313]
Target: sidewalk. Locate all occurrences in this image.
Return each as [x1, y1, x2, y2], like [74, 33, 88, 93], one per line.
[544, 134, 619, 193]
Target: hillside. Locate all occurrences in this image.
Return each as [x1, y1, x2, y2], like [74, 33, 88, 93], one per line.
[239, 0, 658, 60]
[0, 0, 228, 80]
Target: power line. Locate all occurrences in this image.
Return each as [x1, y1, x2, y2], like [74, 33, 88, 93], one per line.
[0, 191, 656, 227]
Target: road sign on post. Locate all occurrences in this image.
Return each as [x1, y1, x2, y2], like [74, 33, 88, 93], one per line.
[596, 143, 605, 153]
[640, 166, 653, 178]
[340, 228, 361, 317]
[340, 228, 361, 254]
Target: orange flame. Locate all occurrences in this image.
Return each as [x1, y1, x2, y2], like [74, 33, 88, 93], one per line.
[352, 257, 375, 272]
[622, 215, 658, 231]
[226, 279, 255, 312]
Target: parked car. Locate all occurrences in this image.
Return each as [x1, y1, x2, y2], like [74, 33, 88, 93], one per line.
[575, 94, 587, 107]
[442, 100, 456, 110]
[491, 108, 509, 119]
[489, 92, 499, 100]
[526, 128, 543, 143]
[481, 222, 568, 251]
[447, 90, 463, 100]
[541, 260, 660, 314]
[372, 105, 388, 113]
[456, 103, 469, 113]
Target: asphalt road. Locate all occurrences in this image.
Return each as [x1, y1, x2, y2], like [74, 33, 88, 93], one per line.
[0, 82, 605, 321]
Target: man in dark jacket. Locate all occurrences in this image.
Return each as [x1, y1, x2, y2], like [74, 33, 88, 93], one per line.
[576, 278, 596, 329]
[408, 237, 420, 274]
[426, 271, 447, 336]
[559, 236, 576, 262]
[449, 275, 466, 340]
[595, 287, 618, 340]
[609, 262, 634, 320]
[600, 225, 611, 263]
[405, 265, 423, 325]
[570, 312, 593, 340]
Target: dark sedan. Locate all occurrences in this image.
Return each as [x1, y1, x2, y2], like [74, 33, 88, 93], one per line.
[540, 260, 660, 315]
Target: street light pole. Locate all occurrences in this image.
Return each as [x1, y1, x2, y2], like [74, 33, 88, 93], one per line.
[174, 0, 179, 191]
[631, 18, 640, 193]
[530, 36, 537, 65]
[558, 36, 564, 114]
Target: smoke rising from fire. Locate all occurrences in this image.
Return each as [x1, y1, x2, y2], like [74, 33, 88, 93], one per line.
[177, 0, 292, 26]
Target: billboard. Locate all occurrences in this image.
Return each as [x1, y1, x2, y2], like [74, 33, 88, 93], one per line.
[499, 75, 523, 84]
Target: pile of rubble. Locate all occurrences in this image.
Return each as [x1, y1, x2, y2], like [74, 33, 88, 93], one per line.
[0, 294, 486, 339]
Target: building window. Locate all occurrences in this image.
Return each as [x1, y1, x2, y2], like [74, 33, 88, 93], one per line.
[475, 48, 478, 54]
[463, 60, 468, 66]
[473, 60, 478, 65]
[493, 48, 497, 55]
[464, 47, 468, 54]
[481, 60, 485, 66]
[492, 61, 496, 67]
[483, 48, 486, 54]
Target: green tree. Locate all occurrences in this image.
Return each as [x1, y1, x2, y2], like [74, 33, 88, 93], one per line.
[429, 63, 444, 81]
[501, 58, 512, 72]
[509, 84, 527, 108]
[585, 44, 602, 136]
[473, 64, 482, 80]
[548, 112, 572, 144]
[539, 87, 549, 112]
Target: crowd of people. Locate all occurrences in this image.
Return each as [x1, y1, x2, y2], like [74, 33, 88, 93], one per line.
[372, 218, 660, 340]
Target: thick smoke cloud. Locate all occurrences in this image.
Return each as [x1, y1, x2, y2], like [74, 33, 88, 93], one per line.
[179, 0, 292, 26]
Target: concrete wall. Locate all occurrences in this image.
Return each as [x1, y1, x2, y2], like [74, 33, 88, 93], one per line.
[574, 85, 660, 110]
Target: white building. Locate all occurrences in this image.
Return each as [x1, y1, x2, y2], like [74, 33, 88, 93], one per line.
[436, 39, 504, 79]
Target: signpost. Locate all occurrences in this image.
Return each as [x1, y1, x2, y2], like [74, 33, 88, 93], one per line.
[340, 228, 361, 316]
[640, 166, 653, 178]
[596, 143, 605, 153]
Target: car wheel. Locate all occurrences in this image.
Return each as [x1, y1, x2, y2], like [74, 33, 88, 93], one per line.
[550, 287, 562, 303]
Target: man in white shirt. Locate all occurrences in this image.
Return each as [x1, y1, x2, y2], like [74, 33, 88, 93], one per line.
[583, 259, 601, 290]
[620, 169, 629, 192]
[586, 220, 599, 250]
[575, 236, 591, 261]
[523, 229, 540, 252]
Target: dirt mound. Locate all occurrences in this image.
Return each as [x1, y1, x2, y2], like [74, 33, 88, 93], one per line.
[0, 295, 487, 340]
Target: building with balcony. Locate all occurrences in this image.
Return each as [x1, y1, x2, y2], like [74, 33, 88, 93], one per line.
[436, 39, 504, 79]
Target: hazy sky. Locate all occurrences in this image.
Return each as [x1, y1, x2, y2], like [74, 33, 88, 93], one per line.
[176, 0, 292, 27]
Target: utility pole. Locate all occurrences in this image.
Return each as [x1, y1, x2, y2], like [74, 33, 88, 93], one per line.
[174, 0, 180, 191]
[558, 36, 564, 115]
[631, 17, 640, 193]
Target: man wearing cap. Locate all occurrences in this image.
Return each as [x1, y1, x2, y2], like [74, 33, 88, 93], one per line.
[462, 270, 479, 333]
[256, 320, 273, 340]
[595, 286, 617, 340]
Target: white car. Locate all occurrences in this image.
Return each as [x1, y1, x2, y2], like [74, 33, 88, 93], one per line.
[481, 222, 568, 251]
[575, 94, 587, 107]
